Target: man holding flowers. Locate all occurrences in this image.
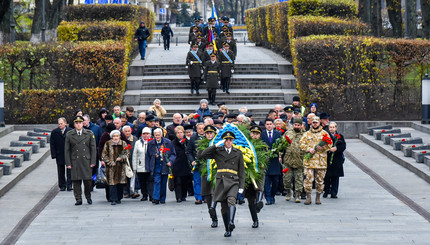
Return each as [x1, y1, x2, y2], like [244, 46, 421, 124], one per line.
[299, 116, 332, 205]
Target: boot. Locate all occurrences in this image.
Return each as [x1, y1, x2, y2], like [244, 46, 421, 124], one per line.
[208, 200, 218, 228]
[212, 93, 216, 105]
[249, 204, 259, 228]
[315, 192, 322, 205]
[285, 189, 291, 201]
[228, 206, 236, 232]
[295, 192, 301, 203]
[191, 89, 194, 94]
[304, 192, 312, 205]
[255, 191, 264, 213]
[226, 80, 230, 94]
[222, 213, 231, 237]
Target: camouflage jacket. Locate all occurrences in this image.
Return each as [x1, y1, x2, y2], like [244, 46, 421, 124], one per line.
[299, 126, 332, 169]
[283, 129, 305, 169]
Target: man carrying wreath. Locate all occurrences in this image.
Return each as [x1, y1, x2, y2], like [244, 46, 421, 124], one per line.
[299, 116, 332, 205]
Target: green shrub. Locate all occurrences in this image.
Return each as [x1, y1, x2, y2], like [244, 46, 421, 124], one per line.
[5, 88, 122, 124]
[292, 35, 430, 120]
[58, 21, 131, 42]
[288, 0, 358, 19]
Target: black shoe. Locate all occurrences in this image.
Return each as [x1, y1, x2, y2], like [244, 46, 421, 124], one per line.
[149, 197, 153, 202]
[209, 207, 217, 220]
[238, 199, 245, 205]
[87, 199, 92, 205]
[226, 91, 230, 94]
[141, 196, 148, 201]
[60, 187, 66, 191]
[160, 201, 165, 204]
[266, 200, 272, 205]
[323, 193, 328, 198]
[111, 202, 116, 205]
[195, 200, 203, 205]
[228, 206, 236, 232]
[224, 230, 231, 237]
[67, 187, 73, 191]
[115, 200, 121, 204]
[211, 219, 218, 228]
[153, 199, 160, 205]
[141, 57, 145, 60]
[75, 201, 82, 206]
[275, 191, 281, 196]
[256, 200, 264, 213]
[331, 195, 338, 199]
[252, 220, 259, 228]
[181, 197, 186, 201]
[177, 199, 182, 203]
[196, 91, 200, 95]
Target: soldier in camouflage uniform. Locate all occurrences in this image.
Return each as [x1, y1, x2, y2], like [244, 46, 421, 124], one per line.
[282, 118, 305, 203]
[299, 116, 332, 205]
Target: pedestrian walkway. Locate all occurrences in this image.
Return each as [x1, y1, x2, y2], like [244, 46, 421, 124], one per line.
[8, 154, 430, 244]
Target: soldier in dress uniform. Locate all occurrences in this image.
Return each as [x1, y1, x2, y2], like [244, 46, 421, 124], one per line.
[204, 53, 220, 106]
[194, 35, 206, 53]
[186, 44, 203, 95]
[219, 42, 235, 94]
[188, 27, 200, 44]
[65, 116, 97, 206]
[199, 131, 245, 237]
[204, 17, 217, 38]
[203, 43, 218, 64]
[223, 32, 237, 57]
[196, 125, 219, 228]
[189, 19, 203, 35]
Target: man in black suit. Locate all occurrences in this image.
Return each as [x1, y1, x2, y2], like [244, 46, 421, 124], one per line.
[50, 117, 73, 191]
[261, 118, 282, 205]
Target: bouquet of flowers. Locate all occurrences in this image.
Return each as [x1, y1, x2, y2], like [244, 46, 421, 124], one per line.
[303, 134, 332, 161]
[268, 134, 292, 159]
[276, 127, 285, 134]
[118, 144, 132, 162]
[329, 134, 341, 165]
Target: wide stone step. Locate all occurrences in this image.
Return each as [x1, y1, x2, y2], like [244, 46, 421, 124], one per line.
[18, 136, 47, 148]
[10, 141, 41, 153]
[0, 160, 15, 175]
[412, 149, 430, 163]
[27, 132, 50, 143]
[368, 125, 393, 135]
[0, 154, 24, 168]
[1, 147, 33, 161]
[401, 144, 430, 157]
[139, 69, 280, 76]
[382, 133, 411, 145]
[140, 82, 282, 90]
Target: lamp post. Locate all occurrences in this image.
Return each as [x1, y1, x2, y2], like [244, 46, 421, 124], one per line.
[0, 79, 5, 127]
[10, 0, 15, 43]
[422, 74, 430, 124]
[41, 0, 46, 42]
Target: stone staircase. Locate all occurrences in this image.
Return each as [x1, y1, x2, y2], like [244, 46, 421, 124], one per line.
[0, 127, 51, 197]
[361, 124, 430, 183]
[153, 27, 250, 44]
[123, 44, 298, 123]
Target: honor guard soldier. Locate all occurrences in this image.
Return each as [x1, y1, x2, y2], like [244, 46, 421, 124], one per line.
[203, 43, 218, 64]
[189, 19, 203, 35]
[194, 35, 206, 53]
[219, 42, 235, 94]
[189, 27, 200, 44]
[199, 131, 245, 237]
[223, 32, 237, 57]
[65, 116, 97, 206]
[186, 44, 203, 95]
[204, 17, 217, 38]
[204, 53, 220, 105]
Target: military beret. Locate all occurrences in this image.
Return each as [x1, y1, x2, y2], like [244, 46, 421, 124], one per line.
[222, 131, 235, 139]
[319, 112, 330, 119]
[284, 106, 294, 112]
[250, 125, 262, 133]
[73, 115, 84, 122]
[293, 118, 303, 124]
[204, 125, 216, 133]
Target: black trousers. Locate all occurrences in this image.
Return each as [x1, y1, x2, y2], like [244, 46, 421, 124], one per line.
[57, 164, 72, 189]
[190, 77, 201, 92]
[137, 172, 154, 199]
[324, 176, 340, 196]
[163, 36, 170, 49]
[72, 179, 92, 201]
[109, 184, 124, 202]
[221, 77, 231, 92]
[174, 175, 189, 201]
[208, 88, 217, 103]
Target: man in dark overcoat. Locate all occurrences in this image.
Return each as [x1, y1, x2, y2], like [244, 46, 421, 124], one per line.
[186, 44, 203, 95]
[199, 131, 245, 237]
[204, 53, 220, 106]
[50, 117, 72, 191]
[65, 116, 97, 206]
[261, 118, 282, 205]
[219, 42, 235, 94]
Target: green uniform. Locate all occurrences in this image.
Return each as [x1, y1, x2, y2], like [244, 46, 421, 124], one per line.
[283, 128, 305, 194]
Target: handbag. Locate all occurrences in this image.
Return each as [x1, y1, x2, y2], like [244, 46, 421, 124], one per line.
[95, 167, 107, 189]
[168, 175, 175, 192]
[125, 158, 134, 178]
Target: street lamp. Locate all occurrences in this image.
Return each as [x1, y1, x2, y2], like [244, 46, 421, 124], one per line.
[10, 0, 15, 43]
[42, 0, 46, 42]
[0, 79, 5, 127]
[423, 74, 430, 124]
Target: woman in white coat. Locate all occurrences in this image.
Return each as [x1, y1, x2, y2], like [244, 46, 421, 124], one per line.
[132, 127, 154, 201]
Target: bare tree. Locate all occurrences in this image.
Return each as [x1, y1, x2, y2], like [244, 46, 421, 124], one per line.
[422, 0, 430, 39]
[386, 0, 402, 37]
[30, 0, 64, 43]
[0, 0, 12, 44]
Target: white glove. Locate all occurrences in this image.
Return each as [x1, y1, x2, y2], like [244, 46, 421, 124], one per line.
[238, 188, 244, 194]
[218, 80, 221, 85]
[201, 70, 203, 73]
[231, 69, 234, 74]
[185, 66, 188, 69]
[215, 139, 225, 147]
[190, 61, 193, 64]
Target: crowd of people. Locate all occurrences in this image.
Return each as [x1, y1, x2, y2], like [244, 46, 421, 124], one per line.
[49, 94, 347, 237]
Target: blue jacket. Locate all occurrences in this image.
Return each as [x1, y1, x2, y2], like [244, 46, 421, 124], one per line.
[261, 129, 282, 175]
[87, 122, 102, 148]
[146, 138, 176, 175]
[194, 107, 212, 122]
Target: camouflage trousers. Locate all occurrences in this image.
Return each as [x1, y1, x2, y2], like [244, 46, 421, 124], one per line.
[304, 168, 327, 194]
[283, 167, 304, 193]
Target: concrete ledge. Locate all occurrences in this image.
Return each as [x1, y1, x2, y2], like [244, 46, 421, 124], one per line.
[0, 149, 50, 198]
[336, 121, 412, 139]
[360, 133, 430, 184]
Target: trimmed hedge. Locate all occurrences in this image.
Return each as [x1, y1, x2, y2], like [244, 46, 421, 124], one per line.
[288, 0, 358, 19]
[57, 21, 130, 42]
[0, 41, 126, 91]
[293, 35, 430, 120]
[288, 15, 369, 40]
[5, 88, 122, 124]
